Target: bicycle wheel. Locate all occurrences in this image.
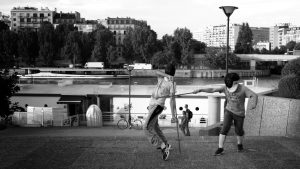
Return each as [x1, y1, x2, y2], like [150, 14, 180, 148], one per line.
[117, 119, 128, 129]
[133, 119, 143, 130]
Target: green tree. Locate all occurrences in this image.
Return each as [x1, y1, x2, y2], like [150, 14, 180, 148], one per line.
[294, 42, 300, 50]
[38, 22, 56, 66]
[91, 29, 114, 65]
[261, 48, 268, 54]
[55, 24, 77, 59]
[279, 45, 287, 54]
[0, 21, 9, 32]
[286, 41, 296, 51]
[190, 39, 206, 54]
[80, 32, 94, 65]
[234, 23, 253, 54]
[0, 69, 24, 119]
[18, 30, 39, 66]
[173, 28, 194, 66]
[106, 46, 118, 67]
[62, 31, 83, 65]
[0, 30, 18, 68]
[123, 26, 158, 63]
[204, 48, 241, 69]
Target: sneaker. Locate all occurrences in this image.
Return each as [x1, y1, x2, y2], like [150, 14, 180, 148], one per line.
[237, 144, 244, 152]
[214, 148, 224, 156]
[162, 144, 171, 161]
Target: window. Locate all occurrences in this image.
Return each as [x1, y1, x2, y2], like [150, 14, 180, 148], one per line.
[12, 13, 16, 16]
[27, 18, 31, 23]
[33, 13, 37, 17]
[48, 13, 51, 16]
[20, 18, 24, 23]
[114, 31, 116, 35]
[27, 13, 30, 17]
[13, 18, 16, 21]
[40, 13, 44, 18]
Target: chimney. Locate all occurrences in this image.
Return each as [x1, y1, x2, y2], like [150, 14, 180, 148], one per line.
[60, 11, 62, 18]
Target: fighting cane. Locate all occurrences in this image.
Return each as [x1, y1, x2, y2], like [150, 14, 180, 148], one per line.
[172, 80, 181, 154]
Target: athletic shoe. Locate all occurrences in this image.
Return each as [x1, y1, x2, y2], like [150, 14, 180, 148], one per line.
[237, 144, 244, 152]
[162, 144, 171, 161]
[214, 148, 224, 156]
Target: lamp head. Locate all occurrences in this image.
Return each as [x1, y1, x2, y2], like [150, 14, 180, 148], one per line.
[219, 6, 238, 17]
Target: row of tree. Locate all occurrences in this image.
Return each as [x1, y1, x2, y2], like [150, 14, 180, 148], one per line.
[0, 21, 207, 69]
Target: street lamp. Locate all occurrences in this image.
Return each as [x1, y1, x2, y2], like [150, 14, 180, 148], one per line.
[219, 6, 238, 74]
[127, 65, 134, 127]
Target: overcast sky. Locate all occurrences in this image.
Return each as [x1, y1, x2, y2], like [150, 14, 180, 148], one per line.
[1, 0, 299, 38]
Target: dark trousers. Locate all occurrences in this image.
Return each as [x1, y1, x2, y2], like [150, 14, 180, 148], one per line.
[180, 117, 190, 136]
[220, 110, 245, 136]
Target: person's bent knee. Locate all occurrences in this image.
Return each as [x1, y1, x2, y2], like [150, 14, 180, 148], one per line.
[235, 129, 244, 136]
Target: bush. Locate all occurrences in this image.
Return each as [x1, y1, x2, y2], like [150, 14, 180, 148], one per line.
[281, 58, 300, 77]
[277, 74, 300, 99]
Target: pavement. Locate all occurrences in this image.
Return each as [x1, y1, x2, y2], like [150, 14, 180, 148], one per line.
[0, 127, 299, 169]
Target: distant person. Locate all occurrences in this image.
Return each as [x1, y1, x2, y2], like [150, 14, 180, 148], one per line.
[193, 73, 258, 156]
[144, 63, 177, 161]
[183, 104, 192, 136]
[180, 110, 189, 136]
[44, 104, 48, 107]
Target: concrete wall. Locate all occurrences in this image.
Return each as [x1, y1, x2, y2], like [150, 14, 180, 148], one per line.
[132, 69, 270, 78]
[244, 96, 300, 137]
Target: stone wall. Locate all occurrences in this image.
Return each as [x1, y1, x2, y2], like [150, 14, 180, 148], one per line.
[132, 69, 270, 78]
[244, 96, 300, 137]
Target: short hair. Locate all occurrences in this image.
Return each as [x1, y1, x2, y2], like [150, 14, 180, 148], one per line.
[165, 63, 176, 76]
[224, 73, 240, 88]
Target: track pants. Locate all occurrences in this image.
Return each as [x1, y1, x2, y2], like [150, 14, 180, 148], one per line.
[144, 105, 167, 147]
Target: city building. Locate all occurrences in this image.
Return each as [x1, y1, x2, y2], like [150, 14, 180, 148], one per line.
[250, 27, 270, 44]
[202, 24, 241, 51]
[254, 41, 271, 51]
[10, 7, 53, 32]
[75, 20, 98, 33]
[105, 17, 148, 59]
[53, 10, 81, 25]
[283, 26, 300, 44]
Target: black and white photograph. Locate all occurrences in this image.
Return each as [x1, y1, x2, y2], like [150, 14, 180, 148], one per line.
[0, 0, 299, 168]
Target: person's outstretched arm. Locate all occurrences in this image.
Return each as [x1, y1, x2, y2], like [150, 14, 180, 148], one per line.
[193, 87, 223, 94]
[170, 81, 177, 120]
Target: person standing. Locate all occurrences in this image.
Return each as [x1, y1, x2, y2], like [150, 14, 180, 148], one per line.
[180, 110, 188, 135]
[144, 63, 177, 161]
[184, 104, 193, 136]
[193, 73, 258, 155]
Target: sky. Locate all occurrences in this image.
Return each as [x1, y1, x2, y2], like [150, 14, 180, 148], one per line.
[1, 0, 300, 39]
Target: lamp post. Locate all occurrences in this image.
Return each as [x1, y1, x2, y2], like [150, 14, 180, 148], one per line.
[127, 65, 134, 127]
[219, 6, 238, 74]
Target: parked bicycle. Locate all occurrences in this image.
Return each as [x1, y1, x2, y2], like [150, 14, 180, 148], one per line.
[117, 115, 144, 130]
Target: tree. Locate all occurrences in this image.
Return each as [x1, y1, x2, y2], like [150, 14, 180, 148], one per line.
[173, 28, 194, 66]
[261, 48, 268, 54]
[106, 46, 118, 67]
[204, 48, 241, 69]
[38, 22, 56, 66]
[0, 30, 18, 68]
[279, 45, 287, 54]
[55, 24, 77, 59]
[80, 32, 94, 65]
[294, 42, 300, 50]
[91, 29, 114, 65]
[234, 23, 253, 54]
[286, 41, 296, 51]
[190, 39, 206, 54]
[18, 30, 39, 66]
[122, 26, 158, 63]
[62, 31, 83, 65]
[151, 51, 169, 69]
[0, 21, 9, 32]
[0, 69, 24, 119]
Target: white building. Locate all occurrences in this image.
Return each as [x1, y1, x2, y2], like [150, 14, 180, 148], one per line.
[202, 24, 241, 51]
[10, 7, 53, 32]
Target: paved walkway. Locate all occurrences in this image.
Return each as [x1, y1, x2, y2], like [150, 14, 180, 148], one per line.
[0, 127, 299, 169]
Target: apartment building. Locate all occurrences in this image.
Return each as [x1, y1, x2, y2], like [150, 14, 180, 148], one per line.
[202, 24, 240, 51]
[251, 27, 269, 44]
[283, 26, 300, 44]
[53, 10, 81, 25]
[10, 7, 53, 32]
